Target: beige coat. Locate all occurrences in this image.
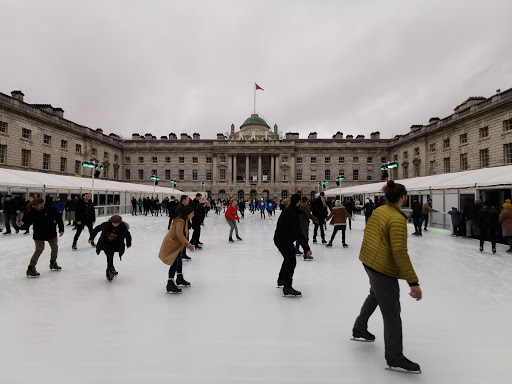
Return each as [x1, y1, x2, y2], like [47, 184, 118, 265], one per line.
[325, 206, 352, 226]
[158, 218, 192, 266]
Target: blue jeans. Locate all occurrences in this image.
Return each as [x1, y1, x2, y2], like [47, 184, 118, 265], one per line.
[168, 249, 183, 279]
[295, 227, 309, 252]
[3, 213, 19, 233]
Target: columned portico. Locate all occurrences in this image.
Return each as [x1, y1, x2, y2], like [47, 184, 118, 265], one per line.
[245, 154, 250, 185]
[257, 154, 262, 186]
[233, 154, 237, 183]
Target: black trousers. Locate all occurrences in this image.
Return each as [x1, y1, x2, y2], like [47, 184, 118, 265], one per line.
[191, 222, 201, 244]
[131, 205, 137, 215]
[313, 220, 325, 240]
[105, 249, 115, 268]
[479, 227, 496, 249]
[354, 265, 403, 358]
[73, 222, 93, 243]
[168, 250, 183, 278]
[329, 225, 346, 243]
[413, 217, 422, 234]
[275, 239, 296, 288]
[422, 214, 429, 229]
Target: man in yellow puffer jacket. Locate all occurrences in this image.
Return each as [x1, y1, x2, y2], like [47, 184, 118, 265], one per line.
[352, 180, 422, 374]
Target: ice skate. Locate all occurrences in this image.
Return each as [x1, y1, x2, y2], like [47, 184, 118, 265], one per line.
[321, 239, 327, 244]
[106, 268, 115, 282]
[283, 287, 302, 297]
[90, 241, 96, 247]
[303, 255, 314, 261]
[236, 235, 242, 241]
[182, 254, 192, 261]
[166, 279, 182, 293]
[176, 273, 191, 287]
[276, 279, 284, 288]
[110, 266, 118, 278]
[229, 237, 234, 243]
[325, 242, 332, 247]
[26, 265, 40, 278]
[195, 244, 202, 249]
[385, 355, 421, 374]
[342, 243, 349, 248]
[492, 247, 496, 254]
[479, 245, 483, 252]
[49, 260, 62, 271]
[351, 329, 375, 342]
[72, 242, 77, 250]
[295, 250, 303, 255]
[312, 238, 317, 243]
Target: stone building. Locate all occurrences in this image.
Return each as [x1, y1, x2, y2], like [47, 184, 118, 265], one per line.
[1, 87, 512, 200]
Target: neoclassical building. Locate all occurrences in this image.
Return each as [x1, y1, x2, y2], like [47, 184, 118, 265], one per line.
[1, 87, 512, 200]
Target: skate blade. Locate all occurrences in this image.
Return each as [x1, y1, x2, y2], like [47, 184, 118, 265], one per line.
[49, 269, 62, 271]
[385, 367, 421, 374]
[351, 337, 374, 342]
[26, 275, 40, 278]
[282, 294, 302, 297]
[166, 291, 182, 294]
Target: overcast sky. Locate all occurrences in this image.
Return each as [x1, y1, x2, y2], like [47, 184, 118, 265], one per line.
[2, 0, 512, 140]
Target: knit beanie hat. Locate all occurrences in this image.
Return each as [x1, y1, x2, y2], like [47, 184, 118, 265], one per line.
[503, 199, 512, 208]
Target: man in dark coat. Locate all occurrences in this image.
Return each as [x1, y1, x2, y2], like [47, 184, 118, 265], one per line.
[73, 193, 96, 250]
[360, 198, 375, 224]
[131, 197, 138, 215]
[448, 207, 463, 236]
[17, 198, 64, 277]
[65, 196, 76, 226]
[344, 199, 356, 230]
[3, 195, 21, 235]
[167, 196, 179, 229]
[411, 199, 423, 236]
[274, 193, 313, 297]
[478, 202, 499, 253]
[89, 215, 132, 281]
[312, 192, 329, 243]
[190, 198, 207, 249]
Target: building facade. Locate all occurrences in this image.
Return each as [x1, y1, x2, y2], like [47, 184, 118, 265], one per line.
[1, 87, 512, 200]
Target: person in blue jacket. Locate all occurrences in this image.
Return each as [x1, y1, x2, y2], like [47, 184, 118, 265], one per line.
[259, 199, 266, 219]
[52, 197, 66, 222]
[250, 200, 255, 213]
[267, 200, 274, 217]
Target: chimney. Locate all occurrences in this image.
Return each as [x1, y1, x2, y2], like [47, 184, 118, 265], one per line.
[285, 132, 299, 140]
[96, 128, 103, 133]
[356, 134, 365, 140]
[346, 135, 354, 139]
[308, 132, 317, 139]
[169, 133, 177, 140]
[132, 133, 140, 140]
[193, 133, 200, 140]
[332, 131, 343, 139]
[217, 133, 226, 140]
[231, 124, 235, 135]
[410, 124, 422, 132]
[53, 107, 64, 118]
[370, 131, 380, 140]
[180, 133, 189, 140]
[428, 117, 440, 124]
[144, 133, 153, 140]
[274, 124, 278, 134]
[160, 136, 168, 140]
[11, 90, 24, 102]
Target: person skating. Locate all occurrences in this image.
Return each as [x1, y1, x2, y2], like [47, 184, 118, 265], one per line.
[65, 196, 76, 226]
[16, 198, 64, 277]
[225, 198, 242, 242]
[352, 180, 422, 373]
[312, 192, 329, 243]
[259, 199, 266, 219]
[324, 200, 353, 247]
[448, 207, 463, 236]
[167, 196, 179, 229]
[499, 199, 512, 253]
[421, 199, 437, 231]
[158, 206, 195, 293]
[411, 199, 423, 236]
[137, 198, 143, 214]
[131, 197, 138, 215]
[344, 198, 356, 230]
[175, 195, 192, 260]
[72, 193, 96, 250]
[274, 194, 313, 296]
[238, 199, 246, 219]
[89, 215, 132, 281]
[266, 200, 274, 217]
[190, 197, 208, 249]
[22, 197, 34, 234]
[359, 198, 375, 225]
[478, 202, 499, 253]
[295, 196, 318, 256]
[2, 195, 21, 235]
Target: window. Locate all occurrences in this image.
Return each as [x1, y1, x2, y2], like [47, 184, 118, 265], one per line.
[103, 166, 109, 178]
[414, 148, 420, 156]
[165, 170, 171, 180]
[138, 157, 144, 164]
[281, 190, 288, 200]
[43, 153, 50, 170]
[460, 153, 468, 170]
[393, 154, 398, 161]
[353, 157, 359, 164]
[282, 156, 288, 163]
[338, 170, 345, 179]
[125, 157, 131, 164]
[324, 170, 331, 180]
[479, 126, 489, 138]
[503, 118, 512, 132]
[367, 175, 373, 181]
[352, 169, 359, 180]
[311, 156, 317, 164]
[443, 157, 450, 173]
[324, 157, 330, 164]
[504, 144, 512, 164]
[429, 143, 436, 153]
[104, 151, 109, 159]
[152, 157, 158, 163]
[296, 157, 302, 164]
[206, 171, 212, 181]
[60, 157, 67, 172]
[380, 157, 386, 164]
[220, 156, 226, 163]
[191, 157, 198, 164]
[179, 157, 185, 164]
[114, 155, 118, 162]
[367, 157, 373, 164]
[151, 169, 158, 177]
[429, 160, 436, 175]
[125, 169, 131, 180]
[166, 157, 171, 163]
[0, 144, 6, 164]
[22, 128, 31, 139]
[0, 121, 7, 134]
[60, 140, 67, 149]
[91, 148, 97, 156]
[239, 157, 244, 165]
[403, 152, 408, 160]
[460, 133, 468, 144]
[479, 149, 489, 168]
[296, 171, 302, 181]
[219, 169, 226, 180]
[263, 157, 269, 165]
[138, 169, 144, 180]
[75, 160, 81, 175]
[192, 171, 198, 181]
[414, 162, 420, 177]
[179, 170, 185, 180]
[310, 173, 317, 181]
[206, 157, 212, 164]
[443, 139, 450, 149]
[403, 165, 408, 179]
[282, 171, 288, 181]
[113, 167, 118, 180]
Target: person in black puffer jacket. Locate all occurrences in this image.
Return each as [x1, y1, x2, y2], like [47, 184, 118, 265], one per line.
[478, 202, 499, 253]
[17, 198, 64, 277]
[89, 215, 132, 281]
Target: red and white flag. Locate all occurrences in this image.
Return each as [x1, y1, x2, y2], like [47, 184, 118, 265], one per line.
[255, 83, 264, 91]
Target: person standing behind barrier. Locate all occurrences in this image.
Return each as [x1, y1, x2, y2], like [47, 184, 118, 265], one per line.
[352, 180, 422, 373]
[17, 198, 64, 277]
[448, 207, 463, 236]
[312, 192, 328, 244]
[478, 202, 499, 253]
[499, 199, 512, 253]
[225, 198, 242, 242]
[131, 197, 138, 215]
[72, 193, 95, 250]
[137, 198, 143, 214]
[2, 195, 21, 235]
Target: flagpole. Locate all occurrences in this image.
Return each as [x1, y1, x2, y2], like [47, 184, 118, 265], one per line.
[254, 83, 256, 114]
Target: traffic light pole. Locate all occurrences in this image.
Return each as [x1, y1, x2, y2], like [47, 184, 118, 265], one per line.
[91, 165, 95, 202]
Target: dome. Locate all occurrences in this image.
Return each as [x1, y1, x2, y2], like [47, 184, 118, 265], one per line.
[240, 114, 269, 129]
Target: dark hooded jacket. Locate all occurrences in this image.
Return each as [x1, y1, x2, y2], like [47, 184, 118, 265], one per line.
[20, 205, 64, 241]
[90, 221, 132, 257]
[274, 204, 310, 252]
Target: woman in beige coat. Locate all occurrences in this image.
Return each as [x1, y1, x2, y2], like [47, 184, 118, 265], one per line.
[324, 200, 354, 248]
[158, 206, 195, 293]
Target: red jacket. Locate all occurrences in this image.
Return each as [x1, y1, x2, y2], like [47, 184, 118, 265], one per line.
[225, 204, 240, 220]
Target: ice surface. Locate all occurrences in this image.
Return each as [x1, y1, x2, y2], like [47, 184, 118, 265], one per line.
[0, 211, 511, 384]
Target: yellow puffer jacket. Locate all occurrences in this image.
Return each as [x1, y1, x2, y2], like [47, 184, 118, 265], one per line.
[359, 204, 419, 285]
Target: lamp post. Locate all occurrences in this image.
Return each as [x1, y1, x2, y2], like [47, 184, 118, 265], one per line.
[336, 177, 344, 200]
[151, 175, 160, 196]
[381, 161, 398, 181]
[201, 182, 205, 195]
[170, 180, 177, 196]
[82, 161, 103, 202]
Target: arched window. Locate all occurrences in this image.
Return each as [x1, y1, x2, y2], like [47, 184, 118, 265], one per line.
[281, 190, 288, 200]
[250, 189, 257, 200]
[262, 190, 269, 200]
[237, 190, 245, 199]
[310, 191, 316, 200]
[219, 189, 226, 199]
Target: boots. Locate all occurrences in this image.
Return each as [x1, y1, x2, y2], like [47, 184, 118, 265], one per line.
[277, 279, 284, 288]
[26, 265, 40, 277]
[352, 328, 375, 342]
[49, 260, 62, 271]
[236, 235, 242, 241]
[176, 273, 191, 287]
[385, 355, 421, 373]
[325, 242, 333, 247]
[106, 268, 114, 282]
[72, 242, 77, 250]
[166, 279, 182, 293]
[229, 237, 234, 243]
[283, 287, 302, 297]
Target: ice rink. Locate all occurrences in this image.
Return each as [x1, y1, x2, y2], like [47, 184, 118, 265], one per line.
[1, 209, 511, 384]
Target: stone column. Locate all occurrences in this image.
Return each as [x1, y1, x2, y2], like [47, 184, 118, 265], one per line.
[258, 154, 262, 186]
[227, 155, 232, 185]
[233, 154, 237, 184]
[212, 155, 217, 184]
[270, 155, 274, 184]
[245, 154, 250, 185]
[276, 154, 281, 182]
[290, 154, 295, 186]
